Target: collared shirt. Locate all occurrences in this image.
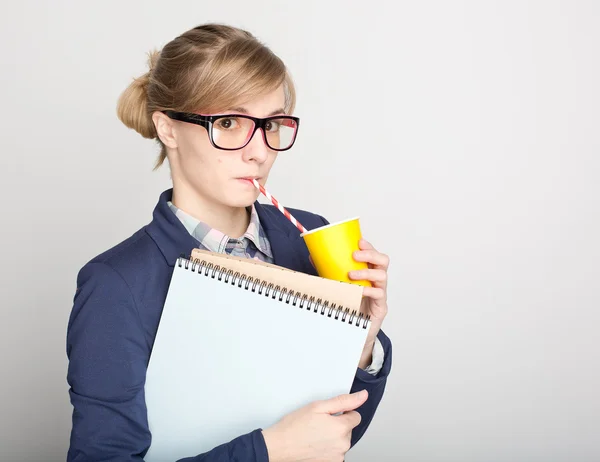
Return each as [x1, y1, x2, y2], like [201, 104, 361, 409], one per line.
[168, 201, 384, 376]
[168, 201, 273, 262]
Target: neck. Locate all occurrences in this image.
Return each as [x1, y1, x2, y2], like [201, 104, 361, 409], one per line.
[171, 185, 250, 239]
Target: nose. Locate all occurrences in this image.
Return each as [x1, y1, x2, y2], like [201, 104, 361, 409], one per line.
[241, 128, 270, 163]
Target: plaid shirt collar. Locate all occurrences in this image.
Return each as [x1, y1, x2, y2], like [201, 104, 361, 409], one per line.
[166, 201, 273, 259]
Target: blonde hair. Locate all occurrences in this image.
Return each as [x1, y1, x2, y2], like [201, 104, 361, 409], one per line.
[116, 23, 296, 169]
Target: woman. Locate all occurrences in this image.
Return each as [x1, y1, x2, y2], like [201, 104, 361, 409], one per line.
[66, 23, 392, 462]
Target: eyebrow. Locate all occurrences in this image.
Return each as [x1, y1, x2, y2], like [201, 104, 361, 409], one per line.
[230, 107, 286, 117]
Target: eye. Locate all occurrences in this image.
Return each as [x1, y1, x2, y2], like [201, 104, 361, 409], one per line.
[215, 117, 240, 130]
[265, 120, 281, 132]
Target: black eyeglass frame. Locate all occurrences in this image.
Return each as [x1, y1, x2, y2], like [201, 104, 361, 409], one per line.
[162, 110, 300, 152]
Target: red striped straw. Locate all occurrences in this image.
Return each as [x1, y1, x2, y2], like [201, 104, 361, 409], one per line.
[251, 179, 308, 234]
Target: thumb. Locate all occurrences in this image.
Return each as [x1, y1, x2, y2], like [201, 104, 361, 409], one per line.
[318, 390, 368, 415]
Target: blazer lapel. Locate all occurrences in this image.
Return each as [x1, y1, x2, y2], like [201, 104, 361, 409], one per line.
[146, 189, 201, 267]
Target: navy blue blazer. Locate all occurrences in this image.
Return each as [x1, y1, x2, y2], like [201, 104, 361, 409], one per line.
[66, 188, 392, 462]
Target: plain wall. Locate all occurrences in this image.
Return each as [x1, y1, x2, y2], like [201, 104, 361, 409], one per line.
[1, 1, 599, 461]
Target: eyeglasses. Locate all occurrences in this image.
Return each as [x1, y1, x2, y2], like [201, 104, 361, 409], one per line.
[162, 111, 300, 151]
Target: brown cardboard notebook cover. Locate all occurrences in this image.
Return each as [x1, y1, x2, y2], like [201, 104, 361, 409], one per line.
[190, 248, 365, 314]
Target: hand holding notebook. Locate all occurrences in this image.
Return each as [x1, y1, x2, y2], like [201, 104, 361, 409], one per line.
[262, 389, 368, 462]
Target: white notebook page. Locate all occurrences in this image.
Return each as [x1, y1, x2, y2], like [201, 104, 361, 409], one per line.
[144, 260, 370, 461]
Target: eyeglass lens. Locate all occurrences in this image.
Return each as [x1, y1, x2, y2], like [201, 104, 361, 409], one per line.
[211, 116, 297, 150]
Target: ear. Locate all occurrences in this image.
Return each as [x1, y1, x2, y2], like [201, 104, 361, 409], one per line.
[152, 111, 178, 149]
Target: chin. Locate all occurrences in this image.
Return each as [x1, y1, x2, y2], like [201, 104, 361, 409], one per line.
[223, 191, 259, 209]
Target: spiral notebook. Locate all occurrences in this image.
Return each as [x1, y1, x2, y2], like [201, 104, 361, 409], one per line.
[144, 250, 370, 461]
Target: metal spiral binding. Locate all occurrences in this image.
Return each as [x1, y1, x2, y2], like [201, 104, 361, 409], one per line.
[178, 255, 369, 329]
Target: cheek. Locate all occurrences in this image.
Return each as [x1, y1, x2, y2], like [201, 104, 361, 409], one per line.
[266, 152, 278, 168]
[177, 125, 214, 158]
[178, 130, 219, 168]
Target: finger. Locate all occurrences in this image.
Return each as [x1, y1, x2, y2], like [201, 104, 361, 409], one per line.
[348, 268, 387, 284]
[361, 286, 386, 300]
[358, 238, 374, 250]
[317, 390, 368, 414]
[340, 410, 362, 429]
[353, 250, 390, 269]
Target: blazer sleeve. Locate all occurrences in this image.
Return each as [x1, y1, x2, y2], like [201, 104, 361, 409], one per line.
[349, 329, 392, 447]
[66, 262, 269, 462]
[315, 214, 393, 448]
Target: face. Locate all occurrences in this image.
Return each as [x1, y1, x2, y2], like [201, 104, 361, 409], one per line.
[157, 85, 287, 209]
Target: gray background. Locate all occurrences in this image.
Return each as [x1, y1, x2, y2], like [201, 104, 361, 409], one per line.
[1, 1, 599, 461]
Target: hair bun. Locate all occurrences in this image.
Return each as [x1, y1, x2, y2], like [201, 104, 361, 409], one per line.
[116, 49, 160, 139]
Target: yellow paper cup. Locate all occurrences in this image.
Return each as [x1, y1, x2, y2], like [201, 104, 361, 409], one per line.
[301, 217, 371, 287]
